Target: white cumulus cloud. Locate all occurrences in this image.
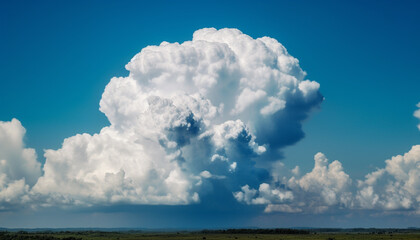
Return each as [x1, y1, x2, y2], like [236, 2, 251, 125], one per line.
[0, 119, 41, 208]
[28, 28, 322, 206]
[235, 146, 420, 215]
[356, 145, 420, 212]
[235, 152, 352, 213]
[1, 28, 418, 217]
[32, 127, 199, 206]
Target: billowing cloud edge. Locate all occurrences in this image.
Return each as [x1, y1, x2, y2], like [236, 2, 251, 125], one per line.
[1, 28, 323, 208]
[233, 99, 420, 216]
[0, 28, 418, 216]
[0, 119, 41, 209]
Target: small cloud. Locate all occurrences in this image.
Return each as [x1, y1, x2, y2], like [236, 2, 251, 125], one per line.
[264, 204, 302, 213]
[356, 145, 420, 212]
[235, 152, 352, 213]
[414, 102, 420, 130]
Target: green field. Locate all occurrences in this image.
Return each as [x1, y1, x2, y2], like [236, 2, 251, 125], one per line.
[1, 231, 420, 240]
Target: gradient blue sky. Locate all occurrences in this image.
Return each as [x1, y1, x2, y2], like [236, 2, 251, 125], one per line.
[1, 0, 419, 228]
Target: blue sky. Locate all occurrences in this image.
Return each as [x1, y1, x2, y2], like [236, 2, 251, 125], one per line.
[0, 0, 419, 228]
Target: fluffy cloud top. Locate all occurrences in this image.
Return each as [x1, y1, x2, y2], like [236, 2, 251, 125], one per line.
[30, 28, 323, 206]
[235, 153, 352, 213]
[353, 103, 420, 213]
[0, 119, 41, 207]
[233, 104, 420, 214]
[356, 145, 420, 212]
[235, 147, 420, 214]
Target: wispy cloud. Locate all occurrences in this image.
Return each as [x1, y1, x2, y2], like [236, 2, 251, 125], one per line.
[415, 102, 420, 131]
